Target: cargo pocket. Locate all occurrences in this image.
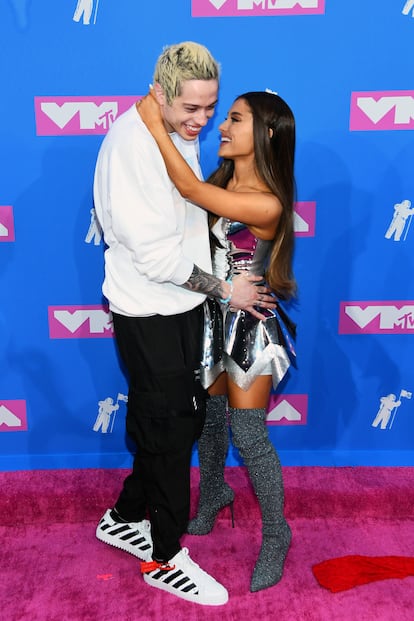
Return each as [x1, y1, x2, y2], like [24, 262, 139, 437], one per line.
[126, 388, 173, 455]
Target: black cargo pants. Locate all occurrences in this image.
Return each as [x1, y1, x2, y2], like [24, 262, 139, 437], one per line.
[112, 306, 207, 561]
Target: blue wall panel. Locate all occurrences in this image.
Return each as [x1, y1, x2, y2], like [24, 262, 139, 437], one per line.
[1, 0, 413, 470]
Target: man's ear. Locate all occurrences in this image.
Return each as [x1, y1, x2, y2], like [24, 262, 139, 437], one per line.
[268, 127, 274, 139]
[153, 82, 165, 106]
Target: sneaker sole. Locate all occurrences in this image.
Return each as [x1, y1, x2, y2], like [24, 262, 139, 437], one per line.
[143, 572, 228, 606]
[96, 524, 152, 561]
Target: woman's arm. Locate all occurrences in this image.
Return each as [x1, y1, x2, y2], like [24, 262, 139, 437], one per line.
[138, 93, 281, 236]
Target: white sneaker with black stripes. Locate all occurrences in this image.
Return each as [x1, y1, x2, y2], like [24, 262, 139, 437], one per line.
[141, 547, 228, 606]
[96, 509, 153, 561]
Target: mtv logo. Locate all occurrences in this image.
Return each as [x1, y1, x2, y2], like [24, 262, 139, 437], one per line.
[339, 301, 414, 334]
[350, 91, 414, 131]
[294, 201, 316, 237]
[0, 205, 15, 242]
[0, 401, 28, 432]
[192, 0, 325, 17]
[34, 96, 140, 135]
[48, 305, 114, 339]
[267, 394, 308, 425]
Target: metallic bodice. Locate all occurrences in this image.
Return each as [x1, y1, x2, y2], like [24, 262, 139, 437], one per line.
[211, 219, 272, 281]
[201, 218, 296, 391]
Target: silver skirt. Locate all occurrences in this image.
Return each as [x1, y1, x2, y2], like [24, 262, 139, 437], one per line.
[200, 297, 296, 391]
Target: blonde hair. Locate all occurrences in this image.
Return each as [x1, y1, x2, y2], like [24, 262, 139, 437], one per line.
[153, 42, 220, 105]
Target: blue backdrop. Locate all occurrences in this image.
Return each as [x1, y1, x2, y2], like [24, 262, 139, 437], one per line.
[1, 0, 413, 471]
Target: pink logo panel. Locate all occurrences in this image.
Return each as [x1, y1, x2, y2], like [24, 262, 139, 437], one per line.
[267, 394, 308, 425]
[294, 201, 316, 237]
[192, 0, 325, 17]
[350, 91, 414, 131]
[48, 305, 114, 339]
[35, 96, 140, 135]
[339, 301, 414, 334]
[0, 206, 15, 242]
[0, 400, 28, 432]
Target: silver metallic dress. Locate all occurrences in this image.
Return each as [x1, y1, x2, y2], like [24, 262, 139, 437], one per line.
[200, 219, 296, 391]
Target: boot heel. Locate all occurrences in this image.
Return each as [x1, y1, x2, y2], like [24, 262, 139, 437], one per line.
[187, 486, 235, 535]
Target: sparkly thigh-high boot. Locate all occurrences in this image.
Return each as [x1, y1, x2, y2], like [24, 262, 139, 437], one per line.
[229, 407, 291, 592]
[187, 394, 234, 535]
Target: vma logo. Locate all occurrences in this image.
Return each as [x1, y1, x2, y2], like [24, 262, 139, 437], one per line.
[339, 301, 414, 334]
[267, 394, 308, 425]
[0, 401, 28, 432]
[294, 201, 316, 237]
[192, 0, 325, 17]
[0, 206, 15, 242]
[35, 96, 139, 136]
[48, 305, 114, 339]
[350, 91, 414, 131]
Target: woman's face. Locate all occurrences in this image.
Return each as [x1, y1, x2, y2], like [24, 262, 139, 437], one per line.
[218, 98, 254, 159]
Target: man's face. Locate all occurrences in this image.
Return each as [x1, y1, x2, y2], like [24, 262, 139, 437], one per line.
[159, 79, 218, 141]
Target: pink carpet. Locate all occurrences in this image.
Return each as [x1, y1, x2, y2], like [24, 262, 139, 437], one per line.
[1, 467, 414, 620]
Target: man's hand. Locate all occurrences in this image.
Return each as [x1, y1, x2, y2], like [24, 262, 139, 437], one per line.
[181, 266, 276, 321]
[230, 273, 276, 320]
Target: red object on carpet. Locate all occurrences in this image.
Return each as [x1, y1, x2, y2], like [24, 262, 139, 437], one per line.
[313, 555, 414, 592]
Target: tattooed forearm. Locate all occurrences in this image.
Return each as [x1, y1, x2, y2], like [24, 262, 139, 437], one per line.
[181, 265, 224, 299]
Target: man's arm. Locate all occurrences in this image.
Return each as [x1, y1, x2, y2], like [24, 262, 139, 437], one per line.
[183, 265, 276, 320]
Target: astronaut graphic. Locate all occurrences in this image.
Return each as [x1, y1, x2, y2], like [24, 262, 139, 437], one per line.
[402, 0, 414, 17]
[385, 199, 414, 242]
[371, 390, 412, 430]
[93, 393, 127, 433]
[73, 0, 100, 25]
[85, 208, 103, 245]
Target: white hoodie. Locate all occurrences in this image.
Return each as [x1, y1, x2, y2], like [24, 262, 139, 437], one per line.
[93, 104, 211, 317]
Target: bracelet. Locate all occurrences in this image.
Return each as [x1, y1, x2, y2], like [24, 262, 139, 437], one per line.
[219, 278, 233, 304]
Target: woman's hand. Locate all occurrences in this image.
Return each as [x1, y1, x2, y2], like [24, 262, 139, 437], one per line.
[137, 89, 166, 137]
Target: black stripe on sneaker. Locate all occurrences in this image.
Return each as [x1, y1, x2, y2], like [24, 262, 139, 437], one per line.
[120, 532, 143, 541]
[107, 525, 131, 535]
[131, 542, 152, 550]
[174, 577, 196, 590]
[163, 570, 183, 583]
[163, 571, 198, 592]
[181, 582, 198, 593]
